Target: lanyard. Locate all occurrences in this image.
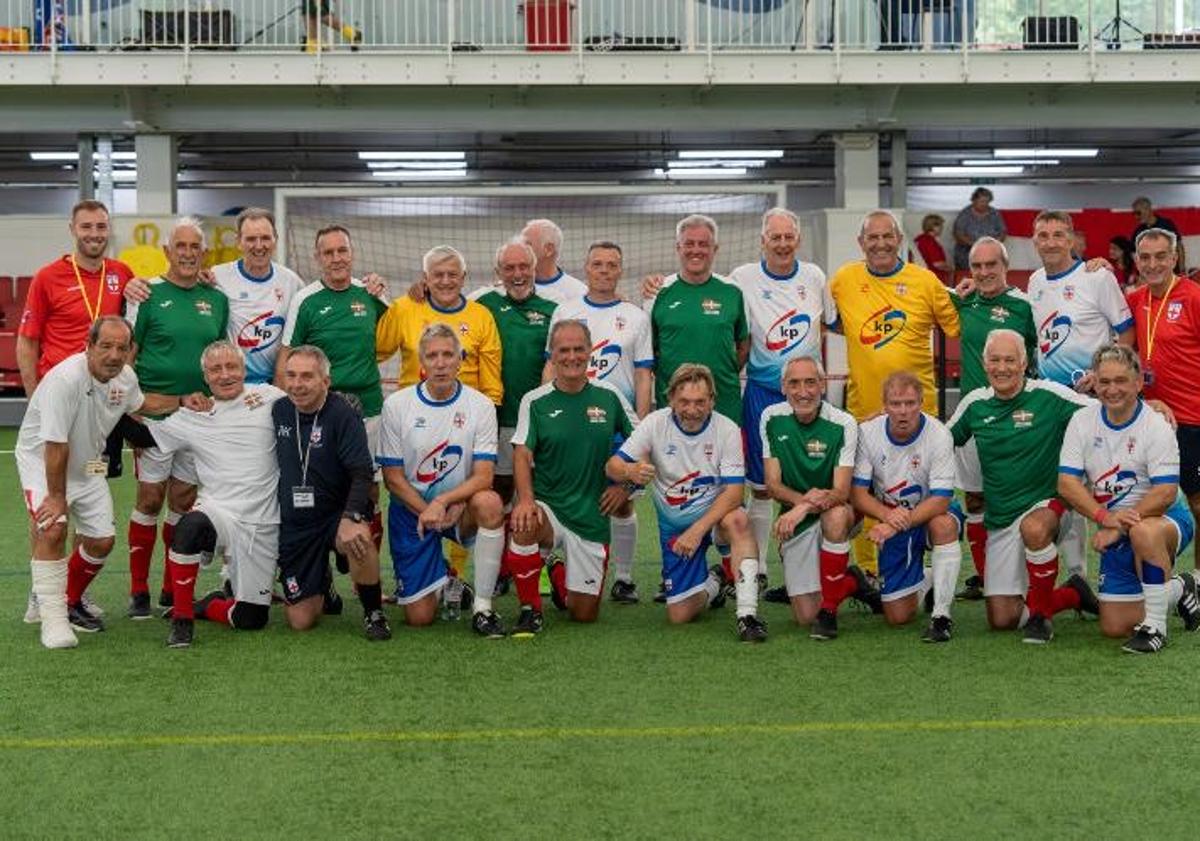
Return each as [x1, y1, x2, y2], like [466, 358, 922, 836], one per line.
[1143, 275, 1178, 362]
[70, 255, 105, 324]
[294, 401, 324, 486]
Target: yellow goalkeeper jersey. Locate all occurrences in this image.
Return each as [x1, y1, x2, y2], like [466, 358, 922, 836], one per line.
[828, 260, 959, 420]
[375, 295, 503, 405]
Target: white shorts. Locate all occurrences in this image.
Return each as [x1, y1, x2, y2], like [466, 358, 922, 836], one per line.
[18, 456, 115, 539]
[496, 426, 516, 477]
[780, 524, 821, 597]
[984, 500, 1064, 598]
[955, 438, 982, 494]
[198, 502, 279, 607]
[364, 414, 381, 481]
[536, 501, 609, 596]
[136, 418, 198, 485]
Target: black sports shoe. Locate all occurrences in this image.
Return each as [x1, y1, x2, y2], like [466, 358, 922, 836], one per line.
[459, 582, 475, 612]
[547, 561, 567, 611]
[1023, 614, 1054, 644]
[707, 565, 728, 610]
[363, 609, 392, 641]
[609, 578, 640, 604]
[1065, 573, 1100, 617]
[471, 609, 506, 639]
[323, 583, 344, 616]
[956, 574, 985, 601]
[68, 602, 105, 633]
[922, 614, 953, 643]
[763, 585, 790, 604]
[737, 613, 768, 643]
[127, 591, 153, 621]
[158, 589, 174, 609]
[810, 608, 838, 641]
[848, 565, 884, 614]
[167, 617, 194, 648]
[192, 589, 225, 621]
[511, 606, 544, 638]
[653, 581, 668, 604]
[1174, 572, 1200, 632]
[1121, 624, 1166, 654]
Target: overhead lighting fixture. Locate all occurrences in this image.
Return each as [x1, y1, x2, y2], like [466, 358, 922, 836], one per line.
[655, 167, 748, 177]
[358, 151, 466, 161]
[993, 148, 1097, 158]
[930, 165, 1024, 175]
[678, 149, 783, 159]
[32, 151, 137, 162]
[669, 159, 767, 169]
[365, 160, 467, 170]
[369, 169, 468, 178]
[962, 158, 1059, 166]
[102, 170, 138, 181]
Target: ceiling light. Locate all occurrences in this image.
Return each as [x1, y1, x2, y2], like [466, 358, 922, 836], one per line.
[678, 150, 783, 159]
[993, 148, 1097, 158]
[369, 169, 468, 178]
[669, 159, 766, 168]
[962, 158, 1059, 166]
[930, 165, 1024, 175]
[31, 150, 136, 162]
[358, 151, 465, 161]
[655, 167, 748, 177]
[366, 160, 467, 170]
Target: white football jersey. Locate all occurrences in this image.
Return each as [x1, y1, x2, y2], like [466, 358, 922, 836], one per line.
[732, 259, 835, 390]
[16, 353, 144, 483]
[547, 296, 653, 407]
[616, 407, 744, 532]
[376, 381, 498, 502]
[853, 412, 956, 509]
[533, 270, 586, 305]
[1026, 260, 1134, 387]
[212, 260, 305, 384]
[1059, 400, 1180, 511]
[151, 384, 286, 524]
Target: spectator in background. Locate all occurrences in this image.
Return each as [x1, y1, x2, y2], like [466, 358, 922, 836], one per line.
[303, 0, 361, 53]
[914, 214, 951, 282]
[1108, 236, 1137, 288]
[952, 188, 1006, 270]
[1131, 197, 1178, 244]
[1073, 231, 1089, 261]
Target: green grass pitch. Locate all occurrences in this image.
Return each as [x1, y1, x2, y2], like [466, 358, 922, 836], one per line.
[2, 426, 1198, 840]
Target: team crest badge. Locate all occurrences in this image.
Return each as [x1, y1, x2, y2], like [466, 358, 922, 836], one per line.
[615, 316, 626, 332]
[107, 386, 125, 406]
[895, 283, 907, 297]
[285, 576, 300, 596]
[459, 322, 469, 335]
[805, 439, 828, 458]
[1012, 409, 1034, 428]
[106, 273, 120, 293]
[526, 311, 546, 325]
[453, 412, 466, 429]
[701, 298, 721, 316]
[704, 442, 715, 461]
[195, 300, 212, 316]
[1063, 285, 1076, 301]
[909, 454, 921, 470]
[989, 306, 1009, 322]
[586, 405, 608, 424]
[244, 391, 264, 410]
[797, 287, 807, 301]
[1167, 301, 1183, 322]
[350, 301, 367, 317]
[859, 284, 871, 294]
[274, 288, 284, 302]
[1126, 437, 1136, 454]
[309, 425, 322, 445]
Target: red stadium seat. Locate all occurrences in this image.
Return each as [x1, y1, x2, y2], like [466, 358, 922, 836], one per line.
[15, 275, 33, 306]
[0, 331, 19, 371]
[0, 276, 14, 306]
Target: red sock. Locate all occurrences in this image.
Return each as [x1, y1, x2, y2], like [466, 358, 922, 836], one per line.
[966, 519, 987, 578]
[159, 519, 177, 596]
[170, 559, 199, 620]
[65, 547, 103, 606]
[721, 555, 734, 585]
[503, 545, 542, 611]
[203, 595, 235, 625]
[1024, 553, 1059, 618]
[548, 561, 567, 604]
[1051, 584, 1081, 615]
[370, 512, 383, 553]
[818, 545, 857, 613]
[127, 517, 157, 595]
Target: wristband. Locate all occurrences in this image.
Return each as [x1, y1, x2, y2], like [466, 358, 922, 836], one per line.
[1091, 507, 1107, 526]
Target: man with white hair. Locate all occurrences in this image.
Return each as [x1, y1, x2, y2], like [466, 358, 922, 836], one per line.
[522, 218, 587, 304]
[123, 217, 229, 620]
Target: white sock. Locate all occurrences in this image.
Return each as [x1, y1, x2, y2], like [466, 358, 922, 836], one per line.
[30, 558, 75, 649]
[1143, 583, 1169, 635]
[471, 526, 505, 614]
[748, 496, 773, 578]
[931, 542, 962, 619]
[610, 513, 637, 584]
[1168, 575, 1184, 605]
[919, 567, 932, 600]
[1017, 605, 1030, 628]
[1058, 512, 1086, 576]
[735, 558, 758, 617]
[703, 571, 721, 606]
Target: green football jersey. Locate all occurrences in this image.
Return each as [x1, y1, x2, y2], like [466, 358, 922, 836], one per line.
[948, 379, 1090, 530]
[477, 290, 557, 428]
[952, 288, 1038, 395]
[512, 381, 636, 544]
[130, 278, 229, 408]
[283, 281, 388, 417]
[760, 401, 858, 537]
[651, 275, 748, 423]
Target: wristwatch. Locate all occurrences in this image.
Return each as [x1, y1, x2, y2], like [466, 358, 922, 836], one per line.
[342, 511, 367, 524]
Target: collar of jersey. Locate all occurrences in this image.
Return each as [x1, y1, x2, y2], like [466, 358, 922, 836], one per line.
[536, 269, 564, 285]
[1101, 399, 1143, 431]
[760, 259, 799, 282]
[428, 294, 466, 314]
[867, 261, 905, 279]
[237, 259, 274, 284]
[1045, 259, 1083, 281]
[671, 412, 712, 437]
[583, 295, 621, 309]
[885, 413, 925, 447]
[417, 380, 462, 406]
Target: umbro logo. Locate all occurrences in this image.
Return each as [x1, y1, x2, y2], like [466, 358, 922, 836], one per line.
[548, 409, 563, 418]
[319, 305, 333, 315]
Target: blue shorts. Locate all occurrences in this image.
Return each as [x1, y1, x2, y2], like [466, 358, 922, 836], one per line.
[742, 379, 786, 488]
[659, 523, 714, 604]
[387, 501, 472, 605]
[878, 501, 964, 601]
[1098, 500, 1195, 601]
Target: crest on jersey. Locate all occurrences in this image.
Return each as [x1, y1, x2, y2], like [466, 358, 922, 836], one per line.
[1168, 301, 1183, 322]
[1094, 464, 1138, 508]
[859, 307, 906, 350]
[1012, 409, 1034, 427]
[459, 322, 470, 335]
[237, 311, 286, 354]
[416, 440, 464, 486]
[106, 273, 120, 293]
[309, 425, 322, 445]
[614, 316, 626, 332]
[586, 405, 608, 424]
[859, 284, 871, 294]
[244, 391, 264, 410]
[805, 439, 828, 458]
[274, 288, 284, 302]
[1038, 310, 1072, 357]
[195, 300, 213, 316]
[1126, 437, 1136, 454]
[107, 386, 125, 406]
[350, 301, 368, 317]
[895, 283, 907, 297]
[797, 286, 807, 301]
[664, 471, 717, 511]
[453, 412, 466, 429]
[909, 454, 921, 470]
[285, 576, 300, 596]
[1063, 285, 1076, 301]
[704, 442, 715, 461]
[526, 311, 546, 325]
[701, 298, 722, 316]
[766, 309, 812, 355]
[588, 340, 622, 380]
[989, 306, 1009, 322]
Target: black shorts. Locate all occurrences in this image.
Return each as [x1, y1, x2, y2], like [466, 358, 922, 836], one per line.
[278, 517, 345, 605]
[1179, 424, 1200, 497]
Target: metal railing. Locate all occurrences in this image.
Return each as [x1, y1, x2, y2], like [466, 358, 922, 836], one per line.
[1, 1, 1197, 54]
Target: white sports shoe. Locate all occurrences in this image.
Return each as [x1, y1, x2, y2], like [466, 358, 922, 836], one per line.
[81, 592, 105, 618]
[23, 590, 39, 624]
[41, 616, 78, 650]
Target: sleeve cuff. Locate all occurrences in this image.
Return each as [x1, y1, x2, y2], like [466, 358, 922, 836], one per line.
[473, 452, 497, 462]
[1114, 317, 1135, 334]
[719, 476, 745, 485]
[614, 450, 635, 463]
[1150, 475, 1179, 485]
[376, 456, 404, 467]
[1057, 465, 1085, 476]
[929, 489, 955, 498]
[852, 477, 872, 487]
[633, 359, 655, 369]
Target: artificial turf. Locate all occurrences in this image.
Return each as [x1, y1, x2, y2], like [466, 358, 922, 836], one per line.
[2, 427, 1198, 840]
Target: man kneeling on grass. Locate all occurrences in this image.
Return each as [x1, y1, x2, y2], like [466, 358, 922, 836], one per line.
[606, 363, 766, 642]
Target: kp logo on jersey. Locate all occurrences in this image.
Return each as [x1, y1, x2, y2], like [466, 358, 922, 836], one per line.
[1039, 310, 1072, 357]
[416, 440, 463, 486]
[1093, 465, 1138, 508]
[588, 340, 622, 380]
[237, 311, 286, 354]
[664, 471, 717, 511]
[859, 307, 906, 350]
[765, 309, 812, 355]
[884, 480, 924, 510]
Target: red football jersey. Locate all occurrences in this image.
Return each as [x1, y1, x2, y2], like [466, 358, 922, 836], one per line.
[1128, 277, 1200, 425]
